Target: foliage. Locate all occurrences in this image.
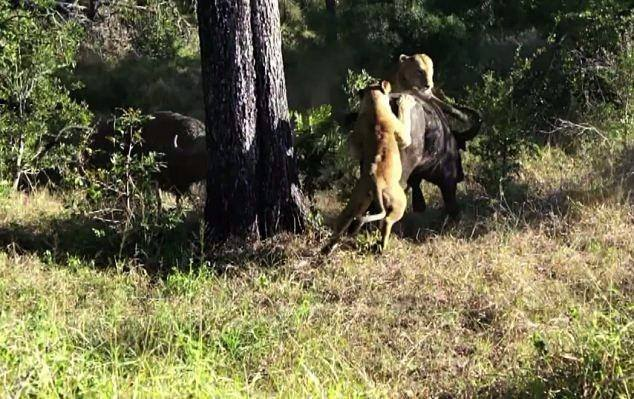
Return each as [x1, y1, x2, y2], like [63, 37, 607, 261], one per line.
[464, 55, 534, 192]
[68, 0, 201, 120]
[460, 4, 633, 192]
[280, 0, 314, 51]
[343, 69, 377, 112]
[75, 108, 184, 260]
[125, 0, 192, 60]
[292, 69, 382, 198]
[293, 69, 390, 201]
[292, 105, 355, 196]
[74, 54, 203, 118]
[0, 0, 92, 188]
[511, 4, 634, 129]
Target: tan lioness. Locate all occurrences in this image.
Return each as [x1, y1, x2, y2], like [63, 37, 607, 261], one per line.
[390, 53, 472, 123]
[322, 81, 416, 254]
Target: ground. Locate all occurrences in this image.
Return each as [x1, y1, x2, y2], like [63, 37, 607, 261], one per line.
[0, 142, 632, 397]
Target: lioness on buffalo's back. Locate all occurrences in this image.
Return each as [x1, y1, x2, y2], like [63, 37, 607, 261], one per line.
[389, 53, 479, 125]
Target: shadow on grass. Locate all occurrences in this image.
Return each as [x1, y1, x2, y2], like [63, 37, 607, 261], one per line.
[0, 201, 300, 277]
[0, 208, 206, 276]
[2, 145, 631, 270]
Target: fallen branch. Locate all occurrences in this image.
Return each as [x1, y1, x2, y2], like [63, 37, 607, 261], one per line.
[540, 118, 608, 141]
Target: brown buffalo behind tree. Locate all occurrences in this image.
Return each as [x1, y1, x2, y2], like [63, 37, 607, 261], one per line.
[197, 0, 307, 242]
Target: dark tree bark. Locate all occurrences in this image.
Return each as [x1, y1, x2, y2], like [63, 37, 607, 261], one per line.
[325, 0, 336, 13]
[198, 0, 259, 241]
[198, 0, 306, 242]
[325, 0, 337, 43]
[251, 0, 307, 237]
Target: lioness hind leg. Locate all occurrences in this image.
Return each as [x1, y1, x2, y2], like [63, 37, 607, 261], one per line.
[322, 183, 373, 254]
[379, 186, 407, 251]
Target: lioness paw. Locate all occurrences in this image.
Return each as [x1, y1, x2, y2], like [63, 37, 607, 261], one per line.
[399, 94, 416, 110]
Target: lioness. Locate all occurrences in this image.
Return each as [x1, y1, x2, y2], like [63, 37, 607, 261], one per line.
[389, 53, 473, 123]
[322, 81, 416, 254]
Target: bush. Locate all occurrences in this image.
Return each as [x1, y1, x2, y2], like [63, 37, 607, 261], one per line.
[464, 6, 633, 192]
[464, 55, 534, 192]
[510, 5, 633, 133]
[126, 0, 191, 60]
[343, 69, 377, 112]
[293, 105, 353, 196]
[0, 0, 92, 189]
[292, 69, 379, 197]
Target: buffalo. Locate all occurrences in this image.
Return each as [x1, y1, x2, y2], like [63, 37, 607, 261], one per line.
[392, 95, 482, 217]
[88, 111, 207, 201]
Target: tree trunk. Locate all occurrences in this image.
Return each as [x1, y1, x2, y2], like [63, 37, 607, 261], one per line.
[198, 0, 307, 242]
[251, 0, 307, 237]
[325, 0, 337, 43]
[198, 0, 259, 241]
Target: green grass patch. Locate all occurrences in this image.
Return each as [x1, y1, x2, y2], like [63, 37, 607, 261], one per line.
[0, 141, 632, 397]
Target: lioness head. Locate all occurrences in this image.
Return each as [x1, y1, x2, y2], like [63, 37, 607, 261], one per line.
[358, 80, 392, 113]
[397, 53, 434, 92]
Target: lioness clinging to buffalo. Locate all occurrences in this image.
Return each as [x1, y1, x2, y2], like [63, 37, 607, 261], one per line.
[322, 82, 416, 254]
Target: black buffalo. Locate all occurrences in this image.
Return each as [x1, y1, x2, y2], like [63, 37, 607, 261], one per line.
[88, 111, 207, 199]
[391, 95, 482, 217]
[16, 112, 207, 198]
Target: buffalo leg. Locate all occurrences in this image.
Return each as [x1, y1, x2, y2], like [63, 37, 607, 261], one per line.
[440, 180, 460, 218]
[408, 175, 426, 213]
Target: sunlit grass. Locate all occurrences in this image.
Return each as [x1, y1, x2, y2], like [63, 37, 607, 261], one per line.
[0, 140, 632, 397]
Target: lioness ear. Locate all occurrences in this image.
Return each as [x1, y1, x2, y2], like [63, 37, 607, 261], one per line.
[399, 54, 409, 63]
[380, 80, 391, 94]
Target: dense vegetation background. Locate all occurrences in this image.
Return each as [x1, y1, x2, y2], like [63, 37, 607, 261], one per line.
[0, 0, 632, 396]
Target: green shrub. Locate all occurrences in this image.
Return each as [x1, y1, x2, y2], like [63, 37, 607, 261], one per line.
[510, 5, 633, 135]
[465, 55, 533, 193]
[343, 69, 377, 112]
[0, 0, 92, 188]
[292, 69, 379, 198]
[126, 0, 191, 60]
[293, 105, 354, 196]
[464, 7, 632, 192]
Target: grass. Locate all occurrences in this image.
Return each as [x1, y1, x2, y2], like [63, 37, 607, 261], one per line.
[0, 139, 632, 397]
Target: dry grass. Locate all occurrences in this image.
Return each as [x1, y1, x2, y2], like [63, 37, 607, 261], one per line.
[0, 140, 632, 397]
